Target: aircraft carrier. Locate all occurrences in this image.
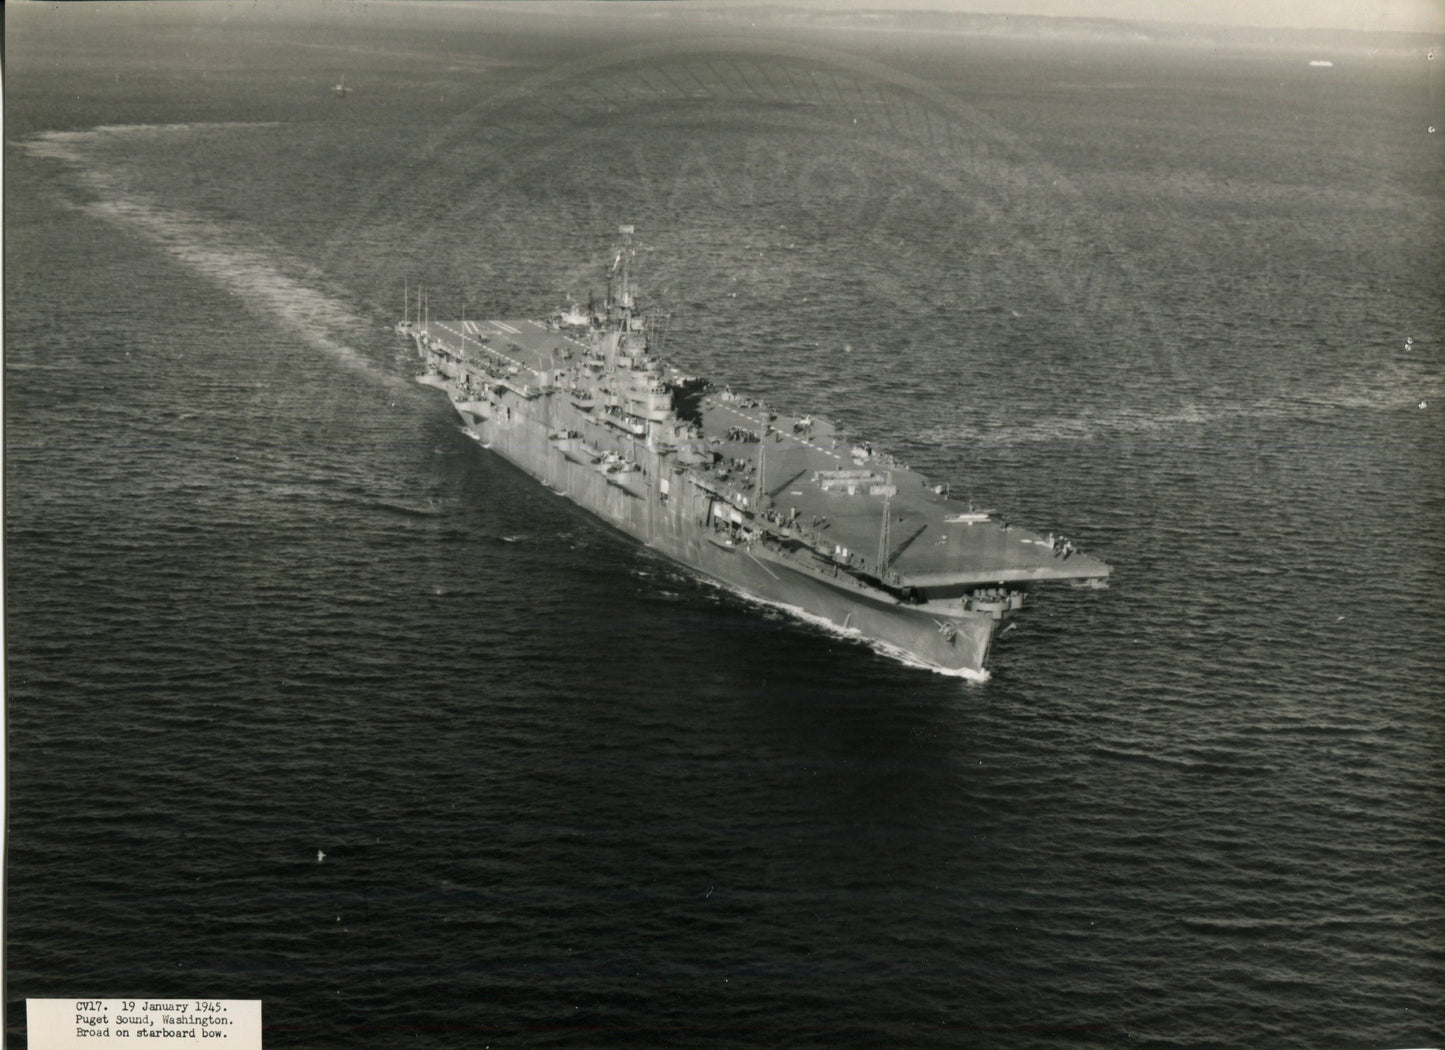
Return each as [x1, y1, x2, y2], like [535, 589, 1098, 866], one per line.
[401, 227, 1108, 679]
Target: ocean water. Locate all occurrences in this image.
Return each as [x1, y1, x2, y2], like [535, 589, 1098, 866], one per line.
[5, 8, 1444, 1048]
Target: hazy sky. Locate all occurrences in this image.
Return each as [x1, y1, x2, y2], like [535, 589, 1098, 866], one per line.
[783, 0, 1445, 32]
[10, 0, 1444, 36]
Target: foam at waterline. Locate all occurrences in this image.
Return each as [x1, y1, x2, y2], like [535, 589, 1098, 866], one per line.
[689, 568, 991, 682]
[22, 125, 406, 390]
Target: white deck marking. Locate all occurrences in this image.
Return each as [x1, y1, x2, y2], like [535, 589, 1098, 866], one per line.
[713, 400, 841, 462]
[436, 322, 529, 373]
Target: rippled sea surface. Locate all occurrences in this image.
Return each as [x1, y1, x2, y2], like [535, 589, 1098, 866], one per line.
[6, 7, 1443, 1048]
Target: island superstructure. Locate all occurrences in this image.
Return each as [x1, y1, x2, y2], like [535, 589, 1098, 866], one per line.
[400, 227, 1108, 678]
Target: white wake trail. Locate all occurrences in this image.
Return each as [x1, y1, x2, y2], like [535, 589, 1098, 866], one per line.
[23, 124, 405, 389]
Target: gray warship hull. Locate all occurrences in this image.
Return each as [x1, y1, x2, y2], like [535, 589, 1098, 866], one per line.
[402, 231, 1107, 679]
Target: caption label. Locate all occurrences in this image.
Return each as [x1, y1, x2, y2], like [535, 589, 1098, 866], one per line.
[26, 1000, 261, 1049]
